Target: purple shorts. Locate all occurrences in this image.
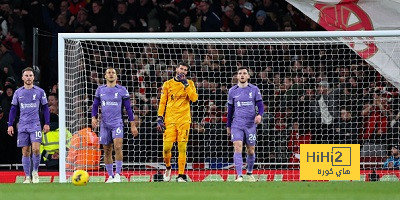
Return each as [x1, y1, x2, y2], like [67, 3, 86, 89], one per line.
[99, 126, 124, 145]
[17, 124, 42, 147]
[231, 126, 257, 146]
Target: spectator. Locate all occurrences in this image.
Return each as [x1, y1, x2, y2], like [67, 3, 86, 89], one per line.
[48, 93, 58, 108]
[335, 107, 359, 144]
[70, 8, 91, 32]
[88, 1, 113, 32]
[239, 1, 255, 26]
[253, 10, 277, 31]
[311, 81, 340, 143]
[198, 0, 221, 32]
[69, 0, 87, 16]
[383, 145, 400, 169]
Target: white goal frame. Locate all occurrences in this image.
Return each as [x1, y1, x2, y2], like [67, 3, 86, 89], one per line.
[58, 30, 400, 183]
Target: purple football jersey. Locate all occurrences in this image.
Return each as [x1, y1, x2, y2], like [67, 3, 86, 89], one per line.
[95, 85, 130, 127]
[228, 84, 262, 128]
[11, 86, 48, 131]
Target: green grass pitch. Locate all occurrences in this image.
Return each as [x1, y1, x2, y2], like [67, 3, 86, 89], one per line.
[1, 182, 399, 200]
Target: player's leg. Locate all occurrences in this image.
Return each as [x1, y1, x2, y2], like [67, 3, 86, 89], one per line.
[163, 123, 176, 182]
[21, 145, 32, 183]
[19, 131, 31, 183]
[31, 142, 41, 183]
[176, 123, 190, 182]
[30, 127, 42, 183]
[231, 127, 244, 182]
[100, 126, 114, 183]
[112, 126, 124, 182]
[245, 126, 257, 182]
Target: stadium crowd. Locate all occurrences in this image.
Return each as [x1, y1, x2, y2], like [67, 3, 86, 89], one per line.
[0, 0, 399, 170]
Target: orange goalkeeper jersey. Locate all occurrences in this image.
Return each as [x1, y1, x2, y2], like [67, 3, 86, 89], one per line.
[158, 78, 198, 124]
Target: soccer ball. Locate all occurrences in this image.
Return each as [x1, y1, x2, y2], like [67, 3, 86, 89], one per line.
[71, 170, 90, 186]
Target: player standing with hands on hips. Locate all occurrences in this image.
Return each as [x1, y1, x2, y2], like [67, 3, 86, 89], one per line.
[227, 67, 264, 182]
[8, 67, 51, 183]
[92, 67, 138, 183]
[157, 62, 198, 182]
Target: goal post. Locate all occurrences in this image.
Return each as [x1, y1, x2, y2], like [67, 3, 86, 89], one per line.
[58, 31, 400, 183]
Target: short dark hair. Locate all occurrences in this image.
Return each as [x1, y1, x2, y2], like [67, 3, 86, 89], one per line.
[177, 61, 189, 69]
[237, 66, 249, 73]
[22, 67, 34, 74]
[49, 93, 58, 100]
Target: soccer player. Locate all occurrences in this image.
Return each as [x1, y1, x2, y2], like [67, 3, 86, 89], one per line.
[227, 67, 264, 182]
[92, 67, 138, 183]
[7, 67, 50, 184]
[157, 62, 198, 182]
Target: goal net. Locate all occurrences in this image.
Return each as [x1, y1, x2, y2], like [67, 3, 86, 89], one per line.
[58, 32, 400, 182]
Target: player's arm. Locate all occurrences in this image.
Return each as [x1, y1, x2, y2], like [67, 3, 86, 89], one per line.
[226, 90, 234, 135]
[7, 92, 19, 136]
[40, 90, 50, 133]
[157, 82, 168, 117]
[185, 80, 198, 102]
[122, 89, 138, 137]
[383, 157, 392, 169]
[254, 87, 264, 124]
[157, 82, 168, 132]
[42, 104, 50, 133]
[91, 88, 101, 129]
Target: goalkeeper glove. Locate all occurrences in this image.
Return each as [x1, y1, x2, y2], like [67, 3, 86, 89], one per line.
[157, 116, 166, 132]
[176, 73, 189, 88]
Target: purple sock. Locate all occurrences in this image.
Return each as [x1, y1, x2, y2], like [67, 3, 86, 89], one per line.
[22, 156, 31, 176]
[234, 152, 243, 176]
[32, 154, 40, 171]
[105, 164, 114, 177]
[246, 154, 256, 173]
[115, 161, 122, 174]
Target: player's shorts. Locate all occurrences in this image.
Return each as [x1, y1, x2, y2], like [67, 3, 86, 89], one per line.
[163, 123, 190, 142]
[231, 125, 257, 146]
[17, 124, 42, 147]
[99, 125, 124, 145]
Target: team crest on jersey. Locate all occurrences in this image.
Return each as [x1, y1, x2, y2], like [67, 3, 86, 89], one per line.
[249, 92, 252, 98]
[33, 94, 36, 100]
[115, 93, 118, 98]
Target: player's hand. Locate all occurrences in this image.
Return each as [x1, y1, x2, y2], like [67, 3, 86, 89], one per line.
[92, 117, 98, 130]
[157, 116, 166, 132]
[227, 127, 231, 136]
[130, 122, 138, 137]
[43, 124, 50, 133]
[177, 73, 189, 88]
[7, 126, 14, 136]
[254, 114, 262, 124]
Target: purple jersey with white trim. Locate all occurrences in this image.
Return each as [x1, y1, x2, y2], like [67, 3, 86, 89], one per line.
[95, 84, 129, 127]
[11, 86, 48, 130]
[228, 84, 262, 128]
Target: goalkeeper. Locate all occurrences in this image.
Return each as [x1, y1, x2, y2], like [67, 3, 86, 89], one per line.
[157, 62, 198, 182]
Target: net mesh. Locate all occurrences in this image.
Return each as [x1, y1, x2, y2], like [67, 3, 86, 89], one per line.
[62, 36, 400, 181]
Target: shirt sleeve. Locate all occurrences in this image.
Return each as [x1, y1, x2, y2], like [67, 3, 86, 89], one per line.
[41, 90, 48, 105]
[185, 80, 198, 102]
[11, 90, 18, 106]
[255, 87, 263, 102]
[157, 82, 168, 117]
[121, 87, 130, 100]
[94, 87, 100, 99]
[227, 89, 233, 105]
